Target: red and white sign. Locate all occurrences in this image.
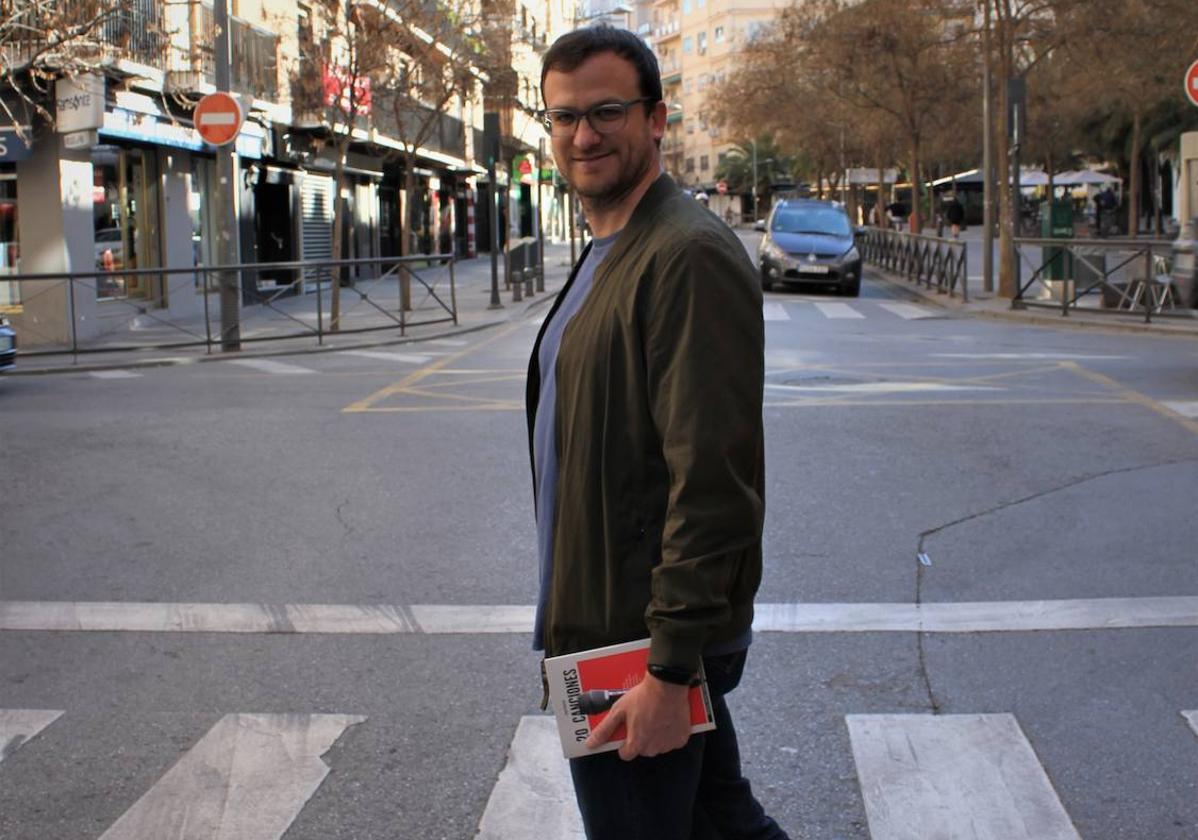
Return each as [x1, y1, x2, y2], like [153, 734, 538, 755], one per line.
[194, 92, 243, 146]
[1186, 59, 1198, 108]
[716, 180, 728, 195]
[323, 66, 372, 115]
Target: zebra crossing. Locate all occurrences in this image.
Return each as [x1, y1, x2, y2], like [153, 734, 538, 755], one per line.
[763, 299, 938, 321]
[4, 706, 1195, 838]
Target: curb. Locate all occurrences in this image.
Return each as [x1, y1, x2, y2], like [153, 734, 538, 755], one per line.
[868, 270, 1198, 341]
[8, 281, 565, 377]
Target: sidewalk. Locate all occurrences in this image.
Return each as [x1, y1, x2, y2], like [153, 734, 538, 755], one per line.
[8, 241, 580, 375]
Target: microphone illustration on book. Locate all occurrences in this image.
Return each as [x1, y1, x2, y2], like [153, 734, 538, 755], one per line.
[577, 689, 628, 715]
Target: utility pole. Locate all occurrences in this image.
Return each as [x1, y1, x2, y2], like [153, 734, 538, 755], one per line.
[1008, 76, 1026, 300]
[485, 112, 502, 309]
[751, 138, 758, 221]
[981, 0, 995, 294]
[214, 0, 241, 350]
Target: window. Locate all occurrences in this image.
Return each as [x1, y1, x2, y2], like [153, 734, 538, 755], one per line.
[697, 0, 705, 7]
[686, 123, 694, 135]
[683, 0, 691, 13]
[697, 31, 707, 53]
[700, 155, 709, 171]
[686, 158, 695, 173]
[714, 25, 724, 42]
[683, 36, 692, 53]
[684, 78, 693, 94]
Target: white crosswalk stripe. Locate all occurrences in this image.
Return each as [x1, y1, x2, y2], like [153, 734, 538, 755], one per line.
[813, 302, 865, 319]
[0, 709, 63, 763]
[344, 349, 434, 365]
[89, 370, 143, 379]
[97, 713, 364, 840]
[228, 358, 317, 375]
[877, 302, 936, 320]
[846, 714, 1081, 840]
[1183, 710, 1198, 737]
[762, 302, 791, 321]
[476, 716, 583, 839]
[1163, 401, 1198, 419]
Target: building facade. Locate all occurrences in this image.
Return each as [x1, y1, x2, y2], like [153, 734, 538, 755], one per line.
[0, 0, 570, 347]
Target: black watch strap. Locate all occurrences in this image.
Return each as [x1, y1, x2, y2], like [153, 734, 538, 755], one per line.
[647, 663, 695, 686]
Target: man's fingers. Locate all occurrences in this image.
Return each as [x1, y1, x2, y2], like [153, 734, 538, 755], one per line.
[585, 705, 624, 749]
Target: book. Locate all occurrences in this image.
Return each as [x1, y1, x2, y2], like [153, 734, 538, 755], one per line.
[543, 638, 716, 759]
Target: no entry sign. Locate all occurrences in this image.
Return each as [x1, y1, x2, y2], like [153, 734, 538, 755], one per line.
[194, 92, 243, 146]
[1187, 59, 1198, 108]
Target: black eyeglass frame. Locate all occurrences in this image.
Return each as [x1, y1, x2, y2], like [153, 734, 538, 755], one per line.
[537, 97, 658, 136]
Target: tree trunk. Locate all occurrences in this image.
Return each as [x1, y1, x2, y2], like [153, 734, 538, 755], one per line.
[908, 141, 922, 233]
[875, 155, 886, 228]
[400, 155, 416, 311]
[1128, 110, 1142, 238]
[329, 142, 348, 332]
[995, 0, 1017, 298]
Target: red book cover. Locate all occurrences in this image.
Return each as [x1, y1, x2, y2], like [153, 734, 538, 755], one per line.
[544, 638, 716, 759]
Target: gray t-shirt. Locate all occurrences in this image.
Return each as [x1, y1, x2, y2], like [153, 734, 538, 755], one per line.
[532, 232, 619, 650]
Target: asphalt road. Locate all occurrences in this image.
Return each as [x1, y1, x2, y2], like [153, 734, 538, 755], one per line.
[2, 238, 1197, 839]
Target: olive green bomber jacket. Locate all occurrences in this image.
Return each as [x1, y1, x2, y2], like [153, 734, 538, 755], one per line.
[525, 173, 765, 673]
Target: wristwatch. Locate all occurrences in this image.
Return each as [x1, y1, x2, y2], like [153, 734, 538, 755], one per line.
[647, 663, 696, 686]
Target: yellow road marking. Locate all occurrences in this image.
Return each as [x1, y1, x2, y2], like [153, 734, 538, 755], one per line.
[342, 323, 524, 413]
[1060, 361, 1198, 436]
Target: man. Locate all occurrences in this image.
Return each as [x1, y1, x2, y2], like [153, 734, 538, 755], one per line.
[943, 193, 965, 239]
[526, 26, 789, 840]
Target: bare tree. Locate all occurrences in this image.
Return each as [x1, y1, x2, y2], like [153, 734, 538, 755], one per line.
[1, 0, 155, 132]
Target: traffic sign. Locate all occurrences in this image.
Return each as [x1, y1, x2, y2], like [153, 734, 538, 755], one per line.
[716, 180, 728, 195]
[194, 92, 243, 146]
[1186, 60, 1198, 108]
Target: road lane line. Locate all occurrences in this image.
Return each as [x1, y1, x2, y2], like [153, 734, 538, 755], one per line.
[97, 713, 364, 840]
[344, 349, 434, 364]
[765, 381, 998, 394]
[4, 597, 1197, 635]
[0, 710, 64, 763]
[846, 714, 1080, 840]
[1061, 361, 1198, 436]
[812, 302, 865, 319]
[228, 359, 316, 375]
[1162, 400, 1198, 419]
[89, 370, 143, 379]
[933, 353, 1129, 360]
[1183, 711, 1198, 738]
[428, 339, 469, 347]
[343, 321, 524, 413]
[877, 302, 936, 320]
[475, 716, 583, 840]
[762, 302, 791, 321]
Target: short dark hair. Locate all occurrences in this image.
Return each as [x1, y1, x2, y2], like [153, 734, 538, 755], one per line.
[540, 25, 662, 106]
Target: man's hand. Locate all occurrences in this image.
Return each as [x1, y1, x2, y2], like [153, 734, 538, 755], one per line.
[585, 673, 692, 761]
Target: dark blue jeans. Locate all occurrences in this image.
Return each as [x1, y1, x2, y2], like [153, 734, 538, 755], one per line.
[569, 649, 790, 840]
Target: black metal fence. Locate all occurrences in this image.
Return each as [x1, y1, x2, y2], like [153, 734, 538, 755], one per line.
[3, 254, 456, 358]
[860, 228, 969, 301]
[1011, 237, 1177, 323]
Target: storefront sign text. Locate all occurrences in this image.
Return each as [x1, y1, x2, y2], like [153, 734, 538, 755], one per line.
[55, 75, 105, 133]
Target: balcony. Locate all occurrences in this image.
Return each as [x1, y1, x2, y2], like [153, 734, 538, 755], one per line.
[167, 2, 279, 102]
[661, 64, 682, 86]
[2, 0, 168, 70]
[653, 20, 680, 40]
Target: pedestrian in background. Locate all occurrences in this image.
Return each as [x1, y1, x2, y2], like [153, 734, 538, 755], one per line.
[528, 25, 789, 840]
[944, 193, 965, 239]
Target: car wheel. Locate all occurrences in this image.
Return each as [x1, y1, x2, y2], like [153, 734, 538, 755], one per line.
[760, 263, 773, 292]
[841, 278, 861, 297]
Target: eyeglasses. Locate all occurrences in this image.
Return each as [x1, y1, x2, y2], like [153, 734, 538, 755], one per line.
[538, 97, 656, 137]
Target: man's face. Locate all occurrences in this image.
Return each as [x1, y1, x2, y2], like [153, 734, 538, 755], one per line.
[542, 52, 665, 209]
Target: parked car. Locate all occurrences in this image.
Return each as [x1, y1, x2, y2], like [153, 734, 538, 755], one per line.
[757, 199, 862, 296]
[0, 316, 16, 372]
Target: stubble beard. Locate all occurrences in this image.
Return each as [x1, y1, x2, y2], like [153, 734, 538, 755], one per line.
[570, 142, 656, 215]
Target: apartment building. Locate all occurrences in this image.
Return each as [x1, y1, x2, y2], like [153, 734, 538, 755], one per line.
[649, 0, 782, 199]
[0, 0, 568, 347]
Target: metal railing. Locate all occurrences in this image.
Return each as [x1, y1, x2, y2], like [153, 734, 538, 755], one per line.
[2, 254, 456, 359]
[860, 228, 968, 301]
[1011, 237, 1177, 324]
